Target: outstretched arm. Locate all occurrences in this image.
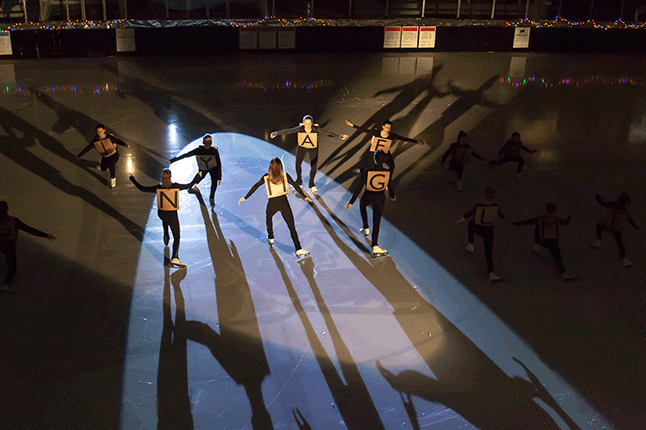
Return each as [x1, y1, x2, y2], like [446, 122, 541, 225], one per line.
[241, 176, 266, 201]
[389, 132, 424, 146]
[595, 194, 609, 208]
[16, 218, 54, 240]
[76, 143, 94, 158]
[270, 125, 301, 139]
[168, 147, 201, 164]
[129, 175, 159, 193]
[513, 217, 539, 226]
[628, 215, 640, 230]
[108, 134, 130, 148]
[347, 170, 367, 208]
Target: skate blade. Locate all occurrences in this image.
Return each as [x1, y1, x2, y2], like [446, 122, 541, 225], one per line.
[371, 252, 389, 259]
[296, 252, 311, 259]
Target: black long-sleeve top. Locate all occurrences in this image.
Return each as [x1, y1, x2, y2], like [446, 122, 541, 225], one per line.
[169, 146, 222, 179]
[513, 214, 571, 240]
[0, 216, 49, 243]
[129, 176, 194, 193]
[596, 194, 640, 229]
[497, 139, 534, 158]
[77, 133, 127, 158]
[441, 142, 484, 164]
[349, 166, 396, 205]
[348, 124, 418, 144]
[272, 124, 344, 140]
[243, 173, 307, 200]
[463, 203, 505, 227]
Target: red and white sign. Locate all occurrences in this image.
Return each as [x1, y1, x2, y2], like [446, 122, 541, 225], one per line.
[384, 26, 402, 48]
[401, 26, 419, 48]
[419, 26, 437, 48]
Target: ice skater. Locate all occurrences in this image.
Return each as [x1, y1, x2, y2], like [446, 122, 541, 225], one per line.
[0, 201, 56, 293]
[344, 119, 424, 174]
[167, 134, 222, 208]
[590, 193, 640, 267]
[488, 132, 536, 180]
[440, 130, 485, 191]
[457, 187, 505, 282]
[238, 158, 312, 258]
[270, 115, 348, 193]
[130, 169, 199, 268]
[513, 202, 575, 281]
[346, 149, 395, 258]
[76, 123, 130, 188]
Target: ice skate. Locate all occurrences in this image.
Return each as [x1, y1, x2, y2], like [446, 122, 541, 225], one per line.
[360, 227, 370, 237]
[96, 163, 102, 170]
[267, 238, 274, 245]
[169, 257, 187, 268]
[110, 177, 116, 188]
[532, 242, 540, 252]
[457, 179, 463, 191]
[372, 245, 389, 259]
[622, 258, 633, 268]
[562, 273, 577, 282]
[309, 186, 318, 194]
[465, 243, 474, 253]
[489, 271, 504, 282]
[296, 249, 311, 259]
[0, 284, 17, 294]
[590, 239, 601, 248]
[515, 173, 522, 181]
[209, 197, 215, 208]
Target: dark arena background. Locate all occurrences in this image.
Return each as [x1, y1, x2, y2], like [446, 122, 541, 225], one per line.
[1, 1, 645, 429]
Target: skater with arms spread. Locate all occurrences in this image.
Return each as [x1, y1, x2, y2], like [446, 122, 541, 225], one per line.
[440, 130, 485, 191]
[590, 192, 640, 267]
[270, 115, 348, 194]
[346, 150, 396, 258]
[238, 158, 312, 258]
[130, 169, 198, 268]
[168, 134, 222, 208]
[77, 123, 130, 188]
[488, 132, 536, 180]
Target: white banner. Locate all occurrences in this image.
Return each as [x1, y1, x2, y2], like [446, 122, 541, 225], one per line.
[258, 28, 277, 50]
[239, 27, 258, 49]
[277, 28, 295, 49]
[513, 27, 530, 49]
[116, 29, 135, 52]
[401, 26, 419, 48]
[418, 27, 437, 48]
[0, 31, 12, 56]
[383, 27, 402, 49]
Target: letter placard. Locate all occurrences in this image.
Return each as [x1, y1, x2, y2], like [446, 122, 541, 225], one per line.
[116, 28, 136, 52]
[0, 31, 12, 56]
[384, 27, 402, 48]
[513, 27, 530, 49]
[297, 132, 318, 148]
[157, 189, 179, 211]
[475, 206, 498, 226]
[239, 27, 258, 49]
[94, 138, 116, 157]
[278, 27, 296, 49]
[197, 155, 217, 171]
[369, 136, 392, 153]
[264, 173, 289, 198]
[419, 27, 436, 48]
[367, 171, 390, 192]
[401, 26, 419, 48]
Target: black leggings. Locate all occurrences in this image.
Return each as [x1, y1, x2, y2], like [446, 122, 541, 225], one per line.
[449, 160, 465, 179]
[192, 169, 219, 199]
[489, 156, 524, 173]
[596, 223, 626, 259]
[360, 191, 386, 247]
[100, 151, 120, 178]
[468, 221, 495, 273]
[295, 146, 319, 188]
[266, 196, 302, 250]
[536, 239, 566, 274]
[0, 242, 17, 284]
[158, 210, 180, 259]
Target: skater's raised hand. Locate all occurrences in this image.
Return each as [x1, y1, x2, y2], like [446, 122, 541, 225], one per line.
[341, 134, 349, 140]
[391, 196, 396, 201]
[346, 203, 352, 211]
[218, 180, 222, 185]
[305, 197, 313, 203]
[47, 234, 56, 241]
[125, 144, 130, 148]
[416, 139, 425, 146]
[270, 132, 277, 139]
[238, 198, 246, 205]
[345, 120, 354, 127]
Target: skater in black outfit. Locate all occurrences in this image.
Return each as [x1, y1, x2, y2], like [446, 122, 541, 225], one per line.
[344, 119, 424, 174]
[77, 124, 130, 188]
[130, 169, 198, 268]
[513, 202, 575, 280]
[346, 150, 396, 258]
[590, 193, 640, 267]
[457, 187, 505, 282]
[488, 132, 536, 180]
[270, 115, 348, 193]
[440, 130, 485, 191]
[238, 158, 312, 257]
[168, 135, 222, 207]
[0, 201, 56, 293]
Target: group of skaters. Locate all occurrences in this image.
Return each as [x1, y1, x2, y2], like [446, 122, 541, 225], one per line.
[0, 119, 640, 291]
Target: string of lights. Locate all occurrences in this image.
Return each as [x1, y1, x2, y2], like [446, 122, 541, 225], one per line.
[500, 75, 643, 88]
[505, 17, 646, 30]
[235, 79, 334, 90]
[0, 84, 125, 95]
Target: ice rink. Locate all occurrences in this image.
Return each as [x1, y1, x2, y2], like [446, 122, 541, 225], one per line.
[1, 52, 645, 429]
